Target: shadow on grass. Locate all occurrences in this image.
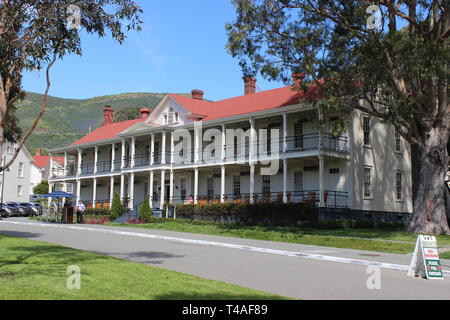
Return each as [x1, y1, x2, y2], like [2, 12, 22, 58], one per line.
[0, 230, 43, 239]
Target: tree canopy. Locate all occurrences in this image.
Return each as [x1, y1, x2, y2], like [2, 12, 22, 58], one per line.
[226, 0, 449, 234]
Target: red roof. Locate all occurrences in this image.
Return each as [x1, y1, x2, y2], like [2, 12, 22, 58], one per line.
[33, 155, 65, 168]
[71, 119, 144, 146]
[69, 84, 322, 146]
[169, 84, 322, 121]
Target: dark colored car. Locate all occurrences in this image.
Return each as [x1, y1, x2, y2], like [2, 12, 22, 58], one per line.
[0, 203, 12, 218]
[6, 201, 25, 217]
[20, 202, 39, 216]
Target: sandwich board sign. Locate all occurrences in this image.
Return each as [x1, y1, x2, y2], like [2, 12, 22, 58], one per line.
[407, 235, 443, 279]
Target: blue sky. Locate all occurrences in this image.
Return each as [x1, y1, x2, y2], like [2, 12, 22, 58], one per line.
[22, 0, 284, 101]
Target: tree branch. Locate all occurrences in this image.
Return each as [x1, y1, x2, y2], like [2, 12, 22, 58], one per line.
[0, 53, 57, 173]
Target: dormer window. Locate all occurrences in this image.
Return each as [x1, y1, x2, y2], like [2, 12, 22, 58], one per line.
[164, 107, 179, 125]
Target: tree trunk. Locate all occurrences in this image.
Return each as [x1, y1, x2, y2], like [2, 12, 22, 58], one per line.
[408, 128, 450, 235]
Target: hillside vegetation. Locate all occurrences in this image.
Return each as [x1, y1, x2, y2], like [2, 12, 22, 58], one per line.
[16, 91, 176, 152]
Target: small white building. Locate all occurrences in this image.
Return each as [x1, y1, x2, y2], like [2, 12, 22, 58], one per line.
[48, 78, 412, 221]
[0, 142, 34, 203]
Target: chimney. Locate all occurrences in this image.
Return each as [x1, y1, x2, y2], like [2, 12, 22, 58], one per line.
[191, 89, 204, 100]
[35, 148, 41, 156]
[244, 76, 256, 95]
[103, 106, 114, 126]
[139, 108, 151, 120]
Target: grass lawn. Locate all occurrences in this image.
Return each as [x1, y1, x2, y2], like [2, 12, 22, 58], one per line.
[107, 219, 450, 255]
[0, 234, 285, 300]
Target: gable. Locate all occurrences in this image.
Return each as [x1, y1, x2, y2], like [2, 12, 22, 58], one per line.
[146, 95, 195, 127]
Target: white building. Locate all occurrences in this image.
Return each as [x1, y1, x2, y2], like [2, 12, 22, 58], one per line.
[48, 78, 412, 220]
[0, 142, 34, 203]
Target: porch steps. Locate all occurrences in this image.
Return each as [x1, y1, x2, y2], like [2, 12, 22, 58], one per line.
[113, 210, 139, 223]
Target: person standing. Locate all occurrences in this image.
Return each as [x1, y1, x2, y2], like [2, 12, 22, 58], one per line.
[76, 200, 85, 224]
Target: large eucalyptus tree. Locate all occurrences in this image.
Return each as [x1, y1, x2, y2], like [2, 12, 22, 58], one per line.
[0, 0, 142, 169]
[226, 0, 449, 234]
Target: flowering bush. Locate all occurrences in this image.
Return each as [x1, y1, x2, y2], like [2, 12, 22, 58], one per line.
[82, 214, 110, 224]
[127, 218, 145, 224]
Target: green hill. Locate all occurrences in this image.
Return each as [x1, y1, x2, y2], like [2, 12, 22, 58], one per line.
[16, 91, 179, 153]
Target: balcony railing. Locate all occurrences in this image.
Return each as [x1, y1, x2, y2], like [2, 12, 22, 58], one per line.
[166, 190, 348, 208]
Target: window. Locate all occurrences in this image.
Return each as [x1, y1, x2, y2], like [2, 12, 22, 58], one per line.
[7, 145, 15, 155]
[330, 168, 340, 174]
[207, 177, 214, 200]
[18, 162, 24, 178]
[363, 117, 370, 146]
[233, 176, 240, 196]
[294, 171, 303, 192]
[396, 172, 403, 200]
[294, 120, 304, 149]
[17, 185, 23, 197]
[363, 167, 372, 198]
[395, 129, 401, 152]
[180, 178, 187, 201]
[262, 175, 271, 194]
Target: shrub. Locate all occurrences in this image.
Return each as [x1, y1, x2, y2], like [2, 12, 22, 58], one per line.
[82, 214, 109, 224]
[110, 192, 124, 220]
[175, 202, 316, 226]
[84, 208, 110, 215]
[138, 200, 152, 222]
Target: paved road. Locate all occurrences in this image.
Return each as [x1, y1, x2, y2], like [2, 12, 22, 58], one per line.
[1, 218, 450, 300]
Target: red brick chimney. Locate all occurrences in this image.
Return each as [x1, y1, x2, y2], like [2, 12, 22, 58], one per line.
[103, 106, 114, 126]
[191, 89, 204, 100]
[244, 76, 256, 95]
[35, 148, 42, 156]
[139, 108, 151, 120]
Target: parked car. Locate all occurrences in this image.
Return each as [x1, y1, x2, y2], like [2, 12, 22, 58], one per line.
[0, 203, 12, 218]
[6, 201, 25, 217]
[20, 202, 39, 216]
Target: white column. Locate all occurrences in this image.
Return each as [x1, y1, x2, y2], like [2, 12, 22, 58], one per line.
[221, 124, 226, 161]
[194, 127, 199, 163]
[150, 133, 155, 165]
[93, 146, 98, 174]
[48, 182, 54, 206]
[169, 169, 174, 203]
[220, 165, 225, 203]
[120, 174, 125, 201]
[194, 168, 198, 204]
[129, 173, 134, 209]
[76, 179, 81, 203]
[318, 106, 323, 150]
[130, 136, 136, 168]
[170, 131, 174, 164]
[109, 176, 114, 207]
[161, 131, 166, 164]
[249, 118, 255, 163]
[160, 169, 165, 208]
[92, 178, 97, 207]
[121, 139, 126, 169]
[149, 171, 154, 206]
[319, 155, 325, 207]
[77, 148, 82, 176]
[49, 153, 54, 178]
[63, 152, 67, 176]
[111, 143, 115, 172]
[250, 164, 255, 204]
[283, 113, 288, 153]
[283, 159, 288, 203]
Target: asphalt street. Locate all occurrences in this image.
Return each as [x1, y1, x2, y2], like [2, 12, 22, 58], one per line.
[1, 218, 449, 300]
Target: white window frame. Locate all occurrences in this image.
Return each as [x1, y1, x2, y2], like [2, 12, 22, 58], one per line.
[233, 176, 240, 196]
[363, 166, 372, 199]
[363, 117, 370, 146]
[396, 171, 403, 201]
[17, 185, 23, 197]
[395, 129, 401, 152]
[18, 162, 24, 178]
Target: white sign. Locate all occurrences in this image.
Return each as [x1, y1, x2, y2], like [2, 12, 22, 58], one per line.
[407, 235, 443, 279]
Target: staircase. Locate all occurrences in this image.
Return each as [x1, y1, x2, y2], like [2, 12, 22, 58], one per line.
[112, 203, 140, 223]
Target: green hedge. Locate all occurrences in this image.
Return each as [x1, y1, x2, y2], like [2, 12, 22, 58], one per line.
[175, 202, 316, 226]
[84, 208, 111, 216]
[317, 219, 404, 229]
